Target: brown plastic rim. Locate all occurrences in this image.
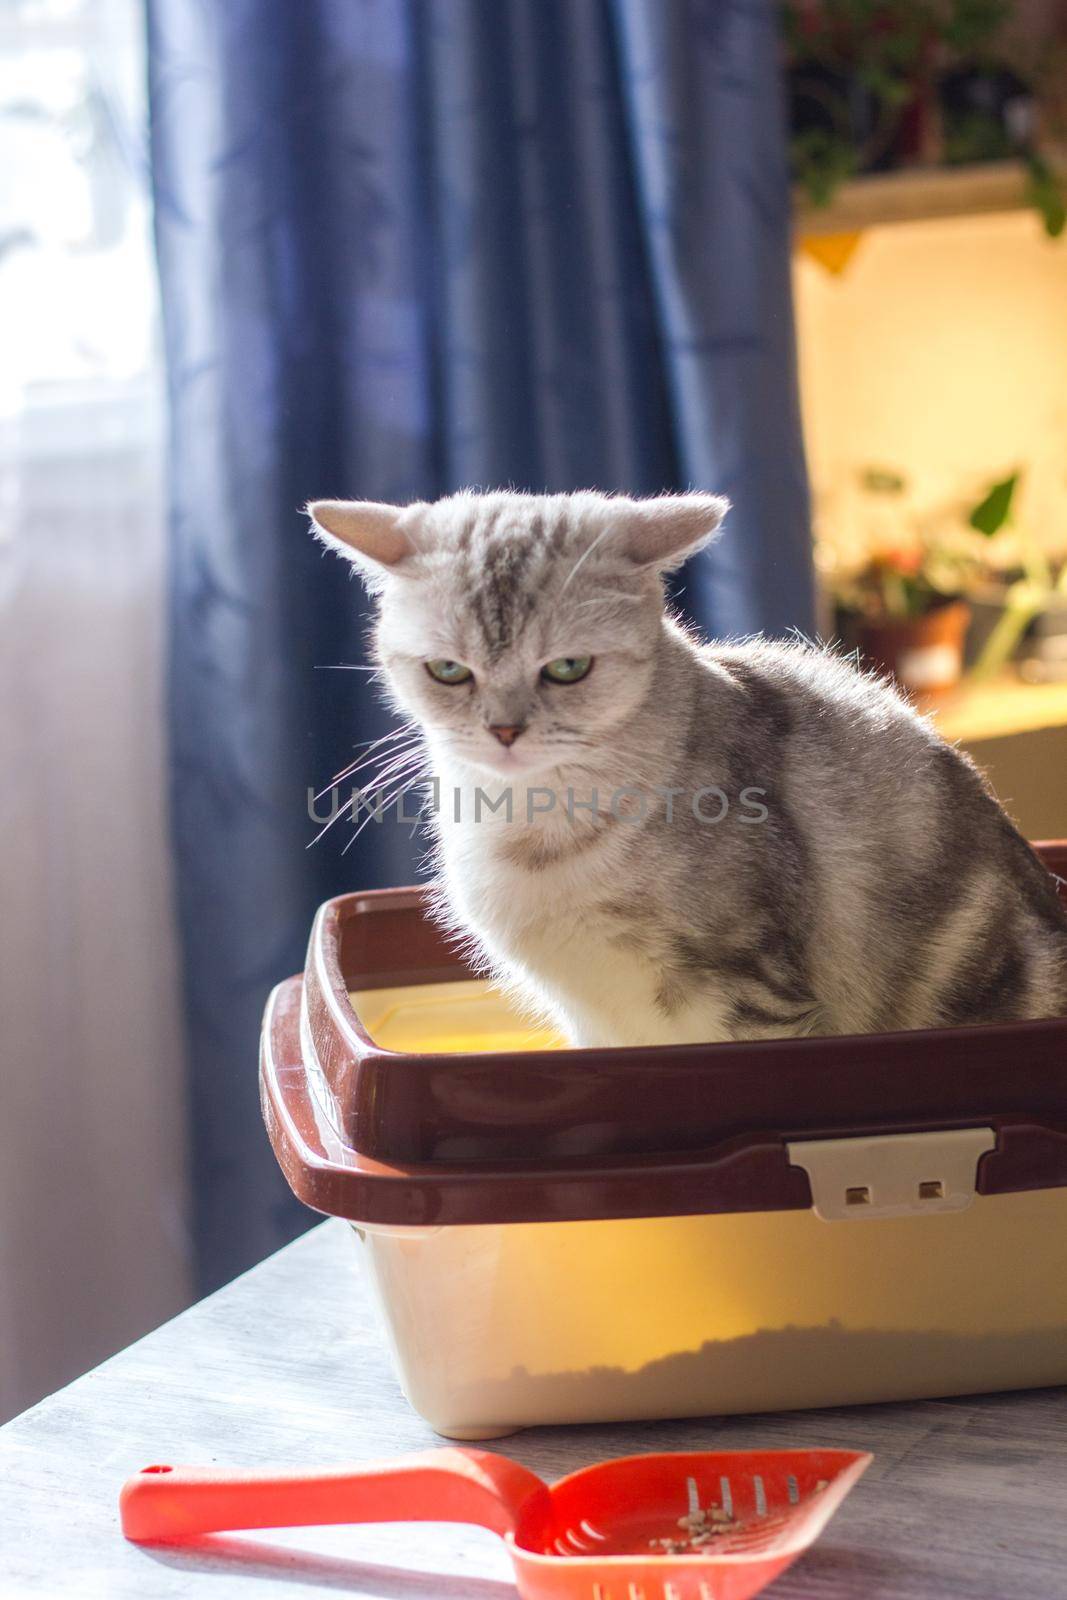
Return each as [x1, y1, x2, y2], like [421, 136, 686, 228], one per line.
[260, 842, 1067, 1228]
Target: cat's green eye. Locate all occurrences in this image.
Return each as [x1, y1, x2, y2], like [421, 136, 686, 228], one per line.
[541, 655, 593, 684]
[425, 659, 474, 685]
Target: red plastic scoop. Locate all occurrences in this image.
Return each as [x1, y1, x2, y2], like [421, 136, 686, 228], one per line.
[120, 1445, 871, 1600]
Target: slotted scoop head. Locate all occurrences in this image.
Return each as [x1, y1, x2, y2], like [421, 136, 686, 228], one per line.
[121, 1445, 871, 1600]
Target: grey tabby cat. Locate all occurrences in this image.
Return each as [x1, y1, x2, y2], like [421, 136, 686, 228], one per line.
[310, 490, 1067, 1046]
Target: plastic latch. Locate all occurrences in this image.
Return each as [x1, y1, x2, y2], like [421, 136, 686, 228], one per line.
[787, 1127, 996, 1222]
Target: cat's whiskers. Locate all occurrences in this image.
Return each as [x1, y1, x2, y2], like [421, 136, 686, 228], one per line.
[349, 724, 419, 753]
[354, 741, 433, 803]
[322, 720, 416, 777]
[317, 725, 422, 798]
[309, 742, 427, 850]
[307, 791, 359, 849]
[559, 520, 618, 594]
[351, 751, 428, 809]
[308, 729, 426, 846]
[571, 591, 643, 611]
[315, 663, 387, 675]
[343, 763, 434, 851]
[329, 733, 422, 787]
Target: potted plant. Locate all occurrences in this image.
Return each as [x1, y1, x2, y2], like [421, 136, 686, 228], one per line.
[831, 467, 972, 696]
[845, 555, 972, 696]
[784, 0, 933, 206]
[784, 0, 1067, 236]
[938, 0, 1066, 237]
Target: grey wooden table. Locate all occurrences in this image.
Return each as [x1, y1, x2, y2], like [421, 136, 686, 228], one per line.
[2, 1219, 1065, 1599]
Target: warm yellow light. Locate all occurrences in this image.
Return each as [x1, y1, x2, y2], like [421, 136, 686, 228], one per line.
[351, 980, 565, 1053]
[794, 209, 1067, 567]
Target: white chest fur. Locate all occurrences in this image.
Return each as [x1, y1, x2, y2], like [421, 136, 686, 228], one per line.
[431, 778, 732, 1048]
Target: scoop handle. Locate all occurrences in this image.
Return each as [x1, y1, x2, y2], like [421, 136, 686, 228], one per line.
[120, 1449, 549, 1544]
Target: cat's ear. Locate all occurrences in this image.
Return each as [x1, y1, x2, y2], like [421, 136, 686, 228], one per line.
[620, 493, 730, 572]
[307, 500, 420, 586]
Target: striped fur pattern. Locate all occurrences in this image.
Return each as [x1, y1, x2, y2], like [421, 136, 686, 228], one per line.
[310, 490, 1067, 1046]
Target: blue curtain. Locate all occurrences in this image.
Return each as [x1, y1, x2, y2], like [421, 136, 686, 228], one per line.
[147, 0, 814, 1292]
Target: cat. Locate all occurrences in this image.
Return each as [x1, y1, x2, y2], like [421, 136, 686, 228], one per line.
[309, 490, 1067, 1047]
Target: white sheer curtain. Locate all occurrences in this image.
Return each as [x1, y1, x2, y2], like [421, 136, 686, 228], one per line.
[0, 0, 190, 1422]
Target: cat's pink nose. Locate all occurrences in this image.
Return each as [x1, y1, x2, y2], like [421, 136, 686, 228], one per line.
[489, 723, 525, 747]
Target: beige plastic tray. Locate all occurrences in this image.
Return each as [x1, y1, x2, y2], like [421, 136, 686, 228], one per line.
[347, 979, 1067, 1440]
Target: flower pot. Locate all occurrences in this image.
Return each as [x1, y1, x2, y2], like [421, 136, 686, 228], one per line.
[858, 600, 971, 696]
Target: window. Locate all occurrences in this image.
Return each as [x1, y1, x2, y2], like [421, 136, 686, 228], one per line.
[0, 0, 159, 533]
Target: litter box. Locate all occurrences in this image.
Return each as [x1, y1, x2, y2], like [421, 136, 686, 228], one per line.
[260, 841, 1067, 1441]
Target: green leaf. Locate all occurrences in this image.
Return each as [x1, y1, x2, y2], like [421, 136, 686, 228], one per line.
[790, 130, 857, 208]
[1025, 154, 1067, 240]
[969, 473, 1019, 537]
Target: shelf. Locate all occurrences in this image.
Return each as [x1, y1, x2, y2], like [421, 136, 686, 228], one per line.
[924, 675, 1067, 744]
[795, 156, 1060, 239]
